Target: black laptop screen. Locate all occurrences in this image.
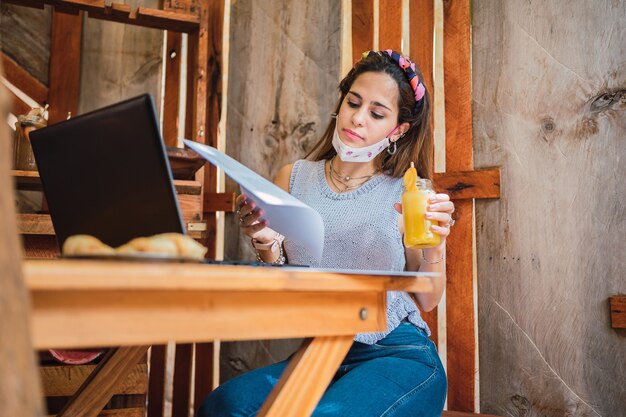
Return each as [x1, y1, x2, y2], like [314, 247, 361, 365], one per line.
[29, 94, 185, 248]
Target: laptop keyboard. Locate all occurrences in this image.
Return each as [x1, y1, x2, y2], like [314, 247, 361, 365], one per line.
[201, 259, 308, 268]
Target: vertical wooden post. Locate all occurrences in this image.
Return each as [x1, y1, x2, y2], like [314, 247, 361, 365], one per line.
[193, 343, 215, 411]
[147, 345, 167, 417]
[200, 0, 224, 260]
[351, 0, 375, 62]
[163, 31, 183, 147]
[409, 0, 435, 94]
[194, 0, 224, 409]
[443, 0, 475, 412]
[379, 0, 403, 52]
[171, 344, 193, 417]
[48, 9, 82, 124]
[0, 69, 45, 417]
[409, 0, 438, 345]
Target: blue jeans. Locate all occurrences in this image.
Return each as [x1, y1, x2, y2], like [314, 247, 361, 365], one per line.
[198, 322, 447, 417]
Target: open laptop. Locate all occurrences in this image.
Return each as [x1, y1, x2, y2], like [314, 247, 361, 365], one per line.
[30, 94, 186, 250]
[30, 94, 298, 267]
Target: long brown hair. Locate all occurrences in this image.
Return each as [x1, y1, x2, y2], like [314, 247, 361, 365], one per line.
[305, 52, 433, 179]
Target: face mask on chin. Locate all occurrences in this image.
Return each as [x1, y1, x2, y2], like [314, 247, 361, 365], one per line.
[332, 124, 400, 163]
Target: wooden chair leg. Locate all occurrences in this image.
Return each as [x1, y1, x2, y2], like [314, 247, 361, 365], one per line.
[257, 336, 354, 417]
[57, 346, 148, 417]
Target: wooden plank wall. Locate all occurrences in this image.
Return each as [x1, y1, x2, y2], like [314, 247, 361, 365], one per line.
[220, 0, 342, 383]
[0, 3, 51, 86]
[78, 0, 163, 115]
[473, 1, 626, 416]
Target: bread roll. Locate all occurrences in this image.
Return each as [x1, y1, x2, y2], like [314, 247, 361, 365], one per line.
[62, 235, 115, 255]
[116, 233, 207, 260]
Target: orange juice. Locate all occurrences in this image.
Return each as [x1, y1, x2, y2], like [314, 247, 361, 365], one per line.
[402, 163, 440, 248]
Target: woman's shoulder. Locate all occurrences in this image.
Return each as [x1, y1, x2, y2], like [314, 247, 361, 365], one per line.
[274, 160, 323, 192]
[273, 163, 294, 192]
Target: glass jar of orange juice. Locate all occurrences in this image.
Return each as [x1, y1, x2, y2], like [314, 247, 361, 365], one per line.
[402, 163, 440, 248]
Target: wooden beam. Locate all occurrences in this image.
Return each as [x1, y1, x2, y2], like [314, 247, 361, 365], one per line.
[185, 30, 199, 141]
[171, 344, 193, 417]
[163, 31, 183, 147]
[409, 0, 434, 91]
[146, 345, 167, 417]
[163, 0, 199, 14]
[203, 191, 236, 213]
[12, 171, 202, 195]
[1, 52, 48, 104]
[444, 199, 474, 411]
[379, 0, 403, 52]
[200, 0, 225, 259]
[443, 0, 475, 412]
[3, 0, 200, 32]
[29, 289, 386, 349]
[48, 408, 145, 417]
[610, 295, 626, 329]
[351, 0, 374, 62]
[193, 343, 215, 412]
[7, 87, 32, 116]
[56, 346, 149, 417]
[0, 61, 45, 417]
[409, 0, 438, 345]
[434, 168, 501, 200]
[443, 0, 473, 171]
[257, 336, 354, 417]
[48, 9, 82, 124]
[41, 363, 148, 397]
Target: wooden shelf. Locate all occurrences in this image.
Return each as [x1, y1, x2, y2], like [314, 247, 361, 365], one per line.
[13, 171, 206, 237]
[17, 213, 206, 239]
[18, 214, 55, 235]
[11, 170, 202, 195]
[4, 0, 200, 32]
[11, 169, 43, 191]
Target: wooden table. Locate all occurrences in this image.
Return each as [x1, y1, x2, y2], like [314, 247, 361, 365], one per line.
[24, 259, 434, 417]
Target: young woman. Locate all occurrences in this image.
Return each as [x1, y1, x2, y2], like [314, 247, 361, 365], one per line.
[199, 50, 454, 417]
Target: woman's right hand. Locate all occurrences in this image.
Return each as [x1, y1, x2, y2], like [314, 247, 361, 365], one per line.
[235, 193, 276, 243]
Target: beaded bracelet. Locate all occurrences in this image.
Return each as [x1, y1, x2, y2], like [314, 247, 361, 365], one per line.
[254, 243, 286, 265]
[421, 251, 445, 264]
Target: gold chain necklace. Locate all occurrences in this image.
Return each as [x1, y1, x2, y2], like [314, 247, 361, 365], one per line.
[328, 158, 380, 193]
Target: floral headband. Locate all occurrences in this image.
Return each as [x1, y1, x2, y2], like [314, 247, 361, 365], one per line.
[358, 50, 426, 115]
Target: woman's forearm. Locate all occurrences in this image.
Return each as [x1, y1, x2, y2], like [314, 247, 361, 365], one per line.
[407, 243, 446, 312]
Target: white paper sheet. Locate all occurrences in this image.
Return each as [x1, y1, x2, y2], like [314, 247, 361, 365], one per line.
[184, 140, 324, 261]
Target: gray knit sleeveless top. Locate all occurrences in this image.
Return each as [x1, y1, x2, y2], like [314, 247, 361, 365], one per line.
[285, 160, 430, 344]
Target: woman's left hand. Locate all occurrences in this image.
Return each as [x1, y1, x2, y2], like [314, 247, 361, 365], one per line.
[394, 193, 456, 243]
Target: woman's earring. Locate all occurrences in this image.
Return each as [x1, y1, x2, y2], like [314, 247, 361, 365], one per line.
[330, 112, 338, 119]
[387, 140, 397, 155]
